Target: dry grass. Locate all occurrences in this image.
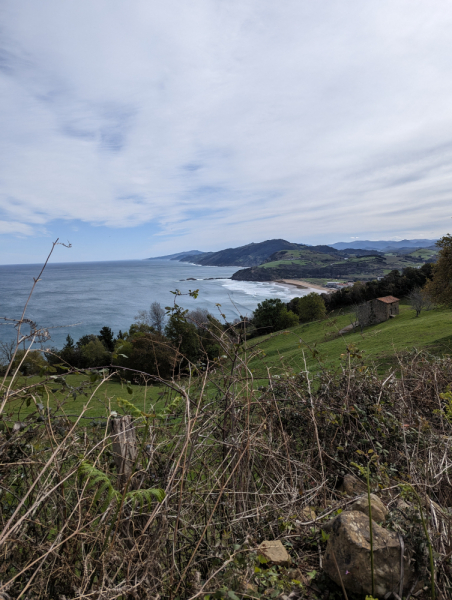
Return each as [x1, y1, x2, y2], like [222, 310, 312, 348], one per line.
[2, 245, 452, 599]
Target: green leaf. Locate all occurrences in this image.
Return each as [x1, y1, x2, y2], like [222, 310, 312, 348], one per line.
[127, 385, 133, 395]
[227, 592, 239, 600]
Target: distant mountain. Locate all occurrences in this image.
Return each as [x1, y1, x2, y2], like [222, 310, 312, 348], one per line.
[331, 239, 437, 251]
[146, 250, 204, 260]
[179, 239, 310, 267]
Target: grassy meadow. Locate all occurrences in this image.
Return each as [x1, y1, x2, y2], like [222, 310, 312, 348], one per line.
[5, 302, 451, 421]
[4, 371, 168, 421]
[246, 302, 452, 378]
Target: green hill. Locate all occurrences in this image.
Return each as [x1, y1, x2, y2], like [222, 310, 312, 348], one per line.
[178, 239, 309, 267]
[246, 303, 452, 377]
[232, 246, 435, 282]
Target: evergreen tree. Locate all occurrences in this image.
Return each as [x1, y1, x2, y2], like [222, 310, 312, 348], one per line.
[64, 334, 74, 349]
[98, 326, 115, 351]
[425, 234, 452, 307]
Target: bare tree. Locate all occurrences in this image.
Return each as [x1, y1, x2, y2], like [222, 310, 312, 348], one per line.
[187, 308, 210, 329]
[408, 287, 428, 317]
[351, 303, 365, 333]
[150, 301, 166, 333]
[0, 339, 16, 365]
[134, 301, 166, 333]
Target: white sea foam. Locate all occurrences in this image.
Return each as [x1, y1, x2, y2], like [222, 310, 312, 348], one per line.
[221, 279, 319, 301]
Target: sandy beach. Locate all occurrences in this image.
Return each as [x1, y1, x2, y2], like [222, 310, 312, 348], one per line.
[274, 278, 331, 292]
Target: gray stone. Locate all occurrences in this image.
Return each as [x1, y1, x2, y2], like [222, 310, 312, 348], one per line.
[339, 473, 367, 495]
[323, 511, 414, 599]
[258, 540, 291, 566]
[350, 493, 388, 523]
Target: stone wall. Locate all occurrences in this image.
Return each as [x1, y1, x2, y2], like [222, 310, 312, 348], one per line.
[357, 299, 399, 326]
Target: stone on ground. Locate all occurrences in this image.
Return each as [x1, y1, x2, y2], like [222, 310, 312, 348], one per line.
[339, 473, 367, 495]
[258, 540, 291, 566]
[323, 511, 414, 598]
[350, 493, 388, 523]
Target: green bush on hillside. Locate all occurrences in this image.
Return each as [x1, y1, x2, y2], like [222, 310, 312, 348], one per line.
[253, 298, 299, 333]
[288, 292, 326, 322]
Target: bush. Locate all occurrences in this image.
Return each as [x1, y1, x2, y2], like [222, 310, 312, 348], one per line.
[165, 315, 200, 364]
[120, 332, 176, 379]
[8, 349, 48, 375]
[253, 298, 299, 333]
[288, 292, 326, 322]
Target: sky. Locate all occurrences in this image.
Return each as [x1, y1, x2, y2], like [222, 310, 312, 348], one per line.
[1, 0, 452, 264]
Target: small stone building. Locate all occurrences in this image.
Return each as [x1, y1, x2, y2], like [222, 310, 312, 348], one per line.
[357, 296, 399, 326]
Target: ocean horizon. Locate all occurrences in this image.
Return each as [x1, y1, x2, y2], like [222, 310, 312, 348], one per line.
[0, 259, 318, 348]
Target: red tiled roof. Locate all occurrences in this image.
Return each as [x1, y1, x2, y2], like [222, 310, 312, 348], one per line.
[377, 296, 399, 304]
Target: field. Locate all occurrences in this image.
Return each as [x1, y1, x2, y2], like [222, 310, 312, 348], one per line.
[246, 303, 452, 377]
[5, 371, 168, 421]
[3, 294, 452, 597]
[6, 303, 451, 420]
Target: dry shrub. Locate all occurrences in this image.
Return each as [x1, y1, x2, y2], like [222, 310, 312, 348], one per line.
[2, 246, 452, 598]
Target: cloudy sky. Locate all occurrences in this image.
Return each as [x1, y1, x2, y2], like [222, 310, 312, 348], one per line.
[1, 1, 452, 264]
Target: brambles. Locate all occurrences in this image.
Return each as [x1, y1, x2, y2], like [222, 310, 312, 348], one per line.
[2, 243, 452, 598]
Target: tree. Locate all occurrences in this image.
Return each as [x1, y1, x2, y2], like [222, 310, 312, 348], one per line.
[81, 338, 111, 367]
[98, 326, 115, 351]
[114, 333, 176, 379]
[64, 334, 74, 349]
[0, 339, 16, 366]
[77, 334, 97, 348]
[277, 307, 299, 329]
[424, 234, 452, 307]
[135, 302, 166, 333]
[252, 299, 298, 333]
[11, 349, 47, 375]
[188, 310, 224, 360]
[288, 293, 326, 322]
[408, 287, 430, 317]
[253, 299, 285, 332]
[165, 315, 200, 364]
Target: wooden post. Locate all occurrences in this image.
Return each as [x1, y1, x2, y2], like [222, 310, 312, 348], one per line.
[110, 416, 138, 489]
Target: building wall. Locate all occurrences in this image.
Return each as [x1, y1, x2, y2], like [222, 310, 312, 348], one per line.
[357, 300, 399, 326]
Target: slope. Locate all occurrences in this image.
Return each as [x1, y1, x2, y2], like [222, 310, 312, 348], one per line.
[246, 304, 452, 378]
[178, 239, 308, 267]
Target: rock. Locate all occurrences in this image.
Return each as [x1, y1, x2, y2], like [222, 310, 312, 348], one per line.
[258, 540, 291, 566]
[323, 511, 414, 599]
[339, 323, 357, 335]
[396, 497, 411, 512]
[300, 506, 316, 521]
[350, 493, 388, 523]
[339, 473, 367, 495]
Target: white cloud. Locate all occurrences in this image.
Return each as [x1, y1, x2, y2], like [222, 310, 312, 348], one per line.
[1, 0, 452, 254]
[0, 220, 36, 236]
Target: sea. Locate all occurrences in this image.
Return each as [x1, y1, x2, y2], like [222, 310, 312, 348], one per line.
[0, 259, 317, 348]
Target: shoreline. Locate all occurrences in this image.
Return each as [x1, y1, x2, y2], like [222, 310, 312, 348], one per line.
[273, 278, 331, 292]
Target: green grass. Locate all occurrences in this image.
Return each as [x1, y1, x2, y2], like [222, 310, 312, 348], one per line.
[409, 248, 437, 259]
[262, 259, 308, 268]
[4, 373, 168, 421]
[6, 305, 451, 418]
[258, 249, 430, 280]
[246, 305, 452, 378]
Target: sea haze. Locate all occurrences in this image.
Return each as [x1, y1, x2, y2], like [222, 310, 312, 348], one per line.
[0, 259, 317, 348]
